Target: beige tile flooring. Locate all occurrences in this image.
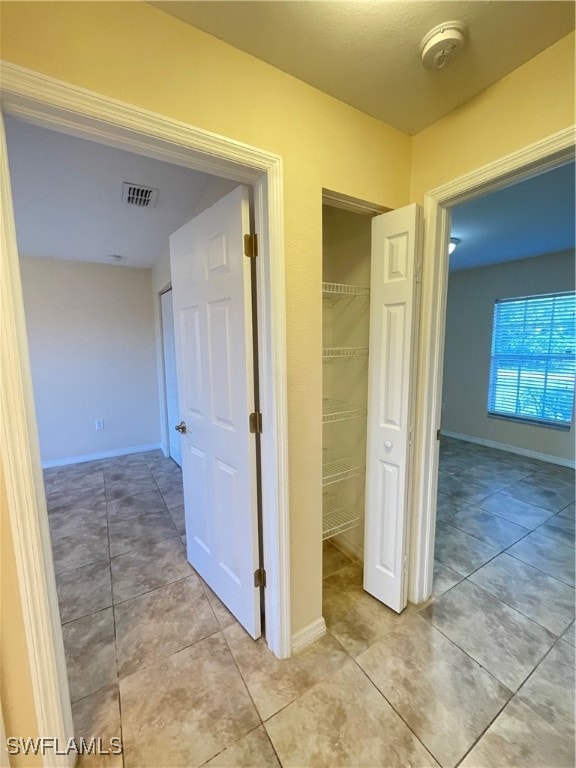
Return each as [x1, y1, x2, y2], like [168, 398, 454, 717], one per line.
[44, 440, 575, 767]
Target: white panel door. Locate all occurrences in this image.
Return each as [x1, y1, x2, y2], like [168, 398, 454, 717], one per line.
[364, 203, 422, 613]
[170, 185, 261, 638]
[161, 290, 182, 467]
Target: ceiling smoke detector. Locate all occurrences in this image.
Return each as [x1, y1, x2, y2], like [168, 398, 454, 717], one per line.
[122, 182, 159, 208]
[420, 21, 466, 71]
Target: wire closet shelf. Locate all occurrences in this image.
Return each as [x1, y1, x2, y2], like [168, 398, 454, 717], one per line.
[322, 397, 367, 423]
[322, 456, 365, 486]
[323, 347, 369, 359]
[322, 281, 370, 298]
[322, 495, 363, 539]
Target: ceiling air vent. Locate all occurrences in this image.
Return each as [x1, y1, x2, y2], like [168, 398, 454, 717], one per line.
[122, 182, 159, 208]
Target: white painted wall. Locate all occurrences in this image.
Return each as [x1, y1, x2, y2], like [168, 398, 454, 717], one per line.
[441, 250, 575, 463]
[20, 257, 161, 464]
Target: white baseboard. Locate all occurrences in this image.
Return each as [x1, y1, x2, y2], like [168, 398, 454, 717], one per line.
[441, 431, 575, 469]
[41, 443, 163, 469]
[291, 617, 327, 654]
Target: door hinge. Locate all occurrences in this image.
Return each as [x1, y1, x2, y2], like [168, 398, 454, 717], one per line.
[436, 428, 441, 440]
[254, 567, 266, 588]
[249, 411, 263, 434]
[244, 233, 258, 259]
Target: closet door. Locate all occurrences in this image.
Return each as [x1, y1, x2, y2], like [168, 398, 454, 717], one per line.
[364, 203, 422, 613]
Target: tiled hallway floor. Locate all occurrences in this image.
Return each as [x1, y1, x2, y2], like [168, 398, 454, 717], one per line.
[44, 440, 575, 767]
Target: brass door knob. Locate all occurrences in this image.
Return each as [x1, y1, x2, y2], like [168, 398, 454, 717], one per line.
[175, 421, 187, 434]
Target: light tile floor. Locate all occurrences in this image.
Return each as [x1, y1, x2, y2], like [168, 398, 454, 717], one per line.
[44, 439, 575, 767]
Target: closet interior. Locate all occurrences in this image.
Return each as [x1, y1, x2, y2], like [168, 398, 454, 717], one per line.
[322, 204, 372, 564]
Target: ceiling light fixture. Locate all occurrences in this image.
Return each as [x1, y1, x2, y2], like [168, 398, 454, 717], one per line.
[420, 21, 466, 71]
[448, 237, 461, 255]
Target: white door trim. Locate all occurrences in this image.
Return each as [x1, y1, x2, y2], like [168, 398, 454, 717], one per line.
[0, 60, 291, 753]
[409, 124, 576, 603]
[1, 108, 76, 768]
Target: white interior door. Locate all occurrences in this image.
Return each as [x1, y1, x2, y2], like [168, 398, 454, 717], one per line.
[161, 289, 182, 467]
[170, 185, 261, 638]
[364, 203, 422, 613]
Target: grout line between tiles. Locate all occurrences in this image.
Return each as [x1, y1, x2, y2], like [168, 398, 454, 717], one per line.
[197, 724, 275, 768]
[451, 624, 573, 767]
[465, 561, 575, 635]
[452, 687, 516, 768]
[116, 626, 222, 685]
[503, 547, 575, 588]
[220, 626, 266, 729]
[415, 601, 517, 694]
[54, 554, 111, 580]
[52, 446, 573, 768]
[110, 552, 195, 607]
[350, 654, 443, 767]
[111, 571, 195, 609]
[106, 541, 125, 768]
[436, 498, 573, 590]
[322, 559, 358, 581]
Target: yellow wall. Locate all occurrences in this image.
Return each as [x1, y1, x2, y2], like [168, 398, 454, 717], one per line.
[0, 462, 42, 768]
[0, 1, 412, 639]
[0, 6, 574, 729]
[410, 32, 575, 202]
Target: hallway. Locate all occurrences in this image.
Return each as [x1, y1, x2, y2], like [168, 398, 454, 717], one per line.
[45, 443, 574, 767]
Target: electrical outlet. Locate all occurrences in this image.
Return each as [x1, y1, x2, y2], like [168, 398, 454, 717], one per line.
[95, 419, 104, 431]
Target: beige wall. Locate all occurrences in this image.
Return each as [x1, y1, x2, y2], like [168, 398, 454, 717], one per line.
[442, 251, 575, 462]
[0, 462, 42, 768]
[1, 0, 413, 635]
[410, 32, 575, 203]
[20, 258, 160, 464]
[0, 5, 575, 731]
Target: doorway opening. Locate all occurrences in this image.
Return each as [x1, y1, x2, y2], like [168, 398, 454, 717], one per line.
[410, 126, 575, 607]
[1, 61, 290, 754]
[319, 193, 424, 649]
[321, 203, 372, 565]
[431, 161, 575, 616]
[4, 111, 273, 720]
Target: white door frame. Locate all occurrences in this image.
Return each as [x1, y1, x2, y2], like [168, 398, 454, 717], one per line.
[159, 287, 181, 467]
[0, 61, 291, 759]
[409, 124, 576, 603]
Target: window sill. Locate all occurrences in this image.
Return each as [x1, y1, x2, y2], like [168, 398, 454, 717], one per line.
[487, 412, 572, 431]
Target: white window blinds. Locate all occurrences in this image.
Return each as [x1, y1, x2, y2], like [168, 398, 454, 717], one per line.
[488, 292, 576, 427]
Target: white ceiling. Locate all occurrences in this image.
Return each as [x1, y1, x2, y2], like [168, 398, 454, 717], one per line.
[152, 1, 575, 135]
[5, 118, 574, 276]
[4, 117, 237, 269]
[450, 162, 576, 271]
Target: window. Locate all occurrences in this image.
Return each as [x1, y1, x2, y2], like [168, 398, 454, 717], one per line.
[488, 292, 576, 428]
